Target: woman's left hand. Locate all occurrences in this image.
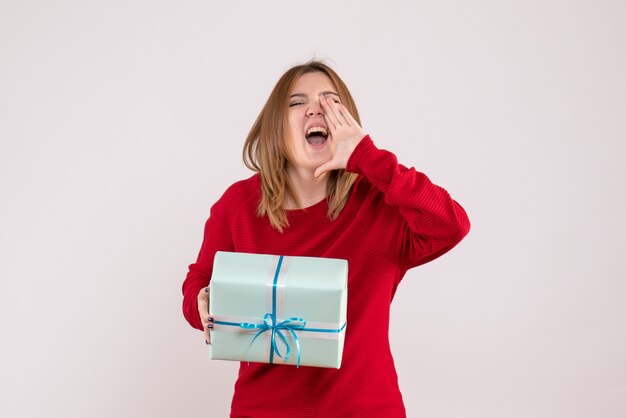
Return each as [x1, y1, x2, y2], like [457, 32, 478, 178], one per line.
[314, 95, 366, 178]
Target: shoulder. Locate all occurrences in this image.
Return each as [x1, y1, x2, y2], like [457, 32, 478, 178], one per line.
[213, 174, 261, 213]
[220, 173, 261, 203]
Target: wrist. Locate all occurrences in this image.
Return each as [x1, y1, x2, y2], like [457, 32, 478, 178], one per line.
[346, 135, 373, 173]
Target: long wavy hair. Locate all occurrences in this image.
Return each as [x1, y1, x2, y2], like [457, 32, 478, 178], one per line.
[243, 61, 360, 233]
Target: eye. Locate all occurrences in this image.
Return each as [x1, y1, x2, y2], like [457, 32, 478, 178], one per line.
[289, 101, 304, 107]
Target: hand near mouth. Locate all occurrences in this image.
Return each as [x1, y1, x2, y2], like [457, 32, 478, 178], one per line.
[314, 95, 367, 178]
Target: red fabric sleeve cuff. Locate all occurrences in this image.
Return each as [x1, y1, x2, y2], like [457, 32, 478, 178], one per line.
[346, 135, 376, 174]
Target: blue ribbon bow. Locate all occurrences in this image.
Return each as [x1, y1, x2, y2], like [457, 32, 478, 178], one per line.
[240, 313, 307, 367]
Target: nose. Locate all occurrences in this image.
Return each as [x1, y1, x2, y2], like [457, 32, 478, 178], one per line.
[306, 99, 324, 117]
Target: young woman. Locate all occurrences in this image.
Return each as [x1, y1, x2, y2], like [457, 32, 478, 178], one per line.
[182, 61, 470, 417]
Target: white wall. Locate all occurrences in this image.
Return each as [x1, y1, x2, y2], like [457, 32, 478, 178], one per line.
[1, 1, 624, 417]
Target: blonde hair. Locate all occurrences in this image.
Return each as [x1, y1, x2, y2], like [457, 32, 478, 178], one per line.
[243, 61, 360, 233]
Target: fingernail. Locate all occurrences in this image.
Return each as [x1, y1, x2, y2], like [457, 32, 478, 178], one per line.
[205, 339, 209, 345]
[204, 287, 209, 293]
[207, 324, 213, 329]
[208, 317, 215, 323]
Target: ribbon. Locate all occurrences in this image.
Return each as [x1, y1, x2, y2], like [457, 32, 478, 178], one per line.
[213, 255, 346, 368]
[241, 313, 306, 367]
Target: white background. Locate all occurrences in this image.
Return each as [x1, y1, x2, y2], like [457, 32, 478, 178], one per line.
[1, 1, 625, 417]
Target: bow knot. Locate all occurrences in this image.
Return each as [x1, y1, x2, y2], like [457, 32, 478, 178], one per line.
[241, 313, 307, 367]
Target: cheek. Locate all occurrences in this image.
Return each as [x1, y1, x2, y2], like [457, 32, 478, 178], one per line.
[288, 111, 305, 135]
[290, 125, 302, 139]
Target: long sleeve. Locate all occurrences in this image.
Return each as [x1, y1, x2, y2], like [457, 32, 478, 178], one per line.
[181, 196, 235, 330]
[181, 162, 468, 416]
[346, 135, 470, 270]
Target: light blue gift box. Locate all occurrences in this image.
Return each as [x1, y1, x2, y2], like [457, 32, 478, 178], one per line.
[209, 251, 348, 368]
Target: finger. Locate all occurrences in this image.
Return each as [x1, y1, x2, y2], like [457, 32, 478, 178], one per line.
[325, 96, 345, 125]
[323, 112, 337, 131]
[337, 103, 355, 127]
[320, 95, 341, 128]
[315, 159, 338, 179]
[326, 97, 350, 126]
[197, 286, 214, 345]
[204, 318, 213, 345]
[197, 286, 212, 326]
[197, 286, 209, 313]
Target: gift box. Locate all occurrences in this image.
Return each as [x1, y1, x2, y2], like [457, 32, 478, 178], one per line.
[209, 251, 348, 368]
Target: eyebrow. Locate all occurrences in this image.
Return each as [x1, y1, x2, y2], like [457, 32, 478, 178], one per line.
[289, 91, 340, 99]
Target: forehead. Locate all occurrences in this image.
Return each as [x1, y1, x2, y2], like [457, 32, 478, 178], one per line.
[290, 71, 337, 94]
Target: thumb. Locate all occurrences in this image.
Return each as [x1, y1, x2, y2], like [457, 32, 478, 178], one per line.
[314, 160, 338, 179]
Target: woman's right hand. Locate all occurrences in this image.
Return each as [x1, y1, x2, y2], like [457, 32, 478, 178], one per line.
[197, 286, 214, 344]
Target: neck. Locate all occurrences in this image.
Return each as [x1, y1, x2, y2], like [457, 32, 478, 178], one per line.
[284, 166, 329, 210]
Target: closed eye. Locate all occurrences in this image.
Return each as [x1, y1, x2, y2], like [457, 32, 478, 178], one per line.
[289, 102, 304, 107]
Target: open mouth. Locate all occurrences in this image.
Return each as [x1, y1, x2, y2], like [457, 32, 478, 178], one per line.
[305, 126, 329, 146]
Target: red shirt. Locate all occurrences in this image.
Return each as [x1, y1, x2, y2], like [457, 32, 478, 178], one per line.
[182, 136, 470, 417]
